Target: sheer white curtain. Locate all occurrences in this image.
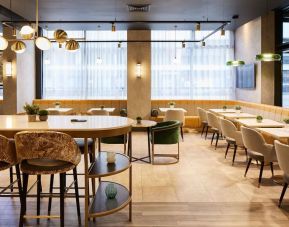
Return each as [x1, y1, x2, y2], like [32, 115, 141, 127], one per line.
[151, 30, 235, 100]
[43, 31, 127, 99]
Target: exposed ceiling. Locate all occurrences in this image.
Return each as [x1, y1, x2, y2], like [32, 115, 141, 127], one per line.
[0, 0, 288, 31]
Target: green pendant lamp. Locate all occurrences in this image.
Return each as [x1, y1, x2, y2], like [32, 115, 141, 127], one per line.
[226, 60, 245, 67]
[256, 53, 281, 62]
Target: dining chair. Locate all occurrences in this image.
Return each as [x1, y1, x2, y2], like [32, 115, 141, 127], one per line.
[151, 121, 180, 165]
[15, 131, 81, 227]
[87, 109, 109, 115]
[274, 140, 289, 207]
[197, 107, 208, 138]
[241, 126, 277, 187]
[47, 110, 60, 115]
[220, 118, 247, 165]
[164, 109, 185, 141]
[206, 112, 222, 149]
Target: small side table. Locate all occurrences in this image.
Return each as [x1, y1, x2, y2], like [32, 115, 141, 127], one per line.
[131, 120, 157, 163]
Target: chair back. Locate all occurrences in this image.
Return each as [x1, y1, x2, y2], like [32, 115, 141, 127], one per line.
[207, 112, 221, 131]
[48, 110, 60, 115]
[88, 110, 109, 116]
[152, 121, 180, 144]
[220, 118, 237, 138]
[164, 110, 185, 125]
[241, 126, 266, 152]
[197, 107, 207, 122]
[0, 135, 17, 170]
[15, 131, 81, 166]
[274, 140, 289, 175]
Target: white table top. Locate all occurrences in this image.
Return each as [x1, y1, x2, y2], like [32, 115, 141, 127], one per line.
[220, 112, 256, 119]
[235, 118, 285, 128]
[88, 108, 116, 113]
[209, 108, 238, 113]
[132, 120, 157, 128]
[256, 127, 289, 140]
[46, 108, 73, 113]
[0, 115, 134, 137]
[159, 108, 187, 113]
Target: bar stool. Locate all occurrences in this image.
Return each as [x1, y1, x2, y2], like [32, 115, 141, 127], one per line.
[15, 131, 81, 227]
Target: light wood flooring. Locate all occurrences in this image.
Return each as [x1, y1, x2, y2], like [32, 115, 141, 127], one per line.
[1, 131, 289, 226]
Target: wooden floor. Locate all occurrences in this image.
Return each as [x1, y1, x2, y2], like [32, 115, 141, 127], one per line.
[1, 131, 289, 226]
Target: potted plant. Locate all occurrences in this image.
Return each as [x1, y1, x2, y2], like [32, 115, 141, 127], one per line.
[223, 105, 227, 111]
[136, 116, 142, 124]
[54, 102, 61, 109]
[235, 105, 241, 114]
[100, 105, 105, 110]
[284, 118, 289, 127]
[38, 109, 49, 121]
[256, 115, 263, 123]
[23, 103, 39, 122]
[169, 101, 175, 108]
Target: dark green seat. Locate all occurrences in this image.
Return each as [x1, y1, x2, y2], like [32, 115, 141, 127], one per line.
[151, 121, 180, 165]
[100, 135, 127, 154]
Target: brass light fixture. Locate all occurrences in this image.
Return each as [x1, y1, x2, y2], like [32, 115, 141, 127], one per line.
[226, 60, 245, 66]
[201, 41, 206, 47]
[111, 22, 116, 32]
[11, 41, 26, 53]
[35, 36, 52, 50]
[195, 22, 200, 32]
[256, 53, 281, 62]
[20, 25, 34, 39]
[65, 39, 80, 52]
[118, 41, 121, 48]
[182, 41, 186, 48]
[221, 27, 225, 36]
[54, 29, 68, 48]
[0, 35, 8, 50]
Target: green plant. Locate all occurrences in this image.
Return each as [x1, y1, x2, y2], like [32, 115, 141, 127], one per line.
[235, 106, 241, 110]
[284, 118, 289, 124]
[120, 108, 127, 117]
[256, 115, 263, 121]
[100, 105, 105, 109]
[223, 105, 227, 110]
[54, 102, 60, 106]
[38, 109, 48, 116]
[168, 101, 175, 106]
[136, 116, 142, 121]
[23, 103, 39, 115]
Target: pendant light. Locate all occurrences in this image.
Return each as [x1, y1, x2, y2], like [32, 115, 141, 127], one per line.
[11, 41, 26, 53]
[96, 25, 102, 64]
[35, 36, 51, 50]
[20, 25, 34, 39]
[0, 35, 8, 50]
[111, 22, 116, 32]
[54, 29, 68, 48]
[118, 42, 121, 48]
[172, 25, 178, 64]
[182, 41, 186, 48]
[195, 23, 200, 32]
[65, 39, 80, 52]
[201, 41, 206, 47]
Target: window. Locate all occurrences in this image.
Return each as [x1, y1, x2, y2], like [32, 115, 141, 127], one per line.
[43, 31, 127, 99]
[151, 30, 235, 100]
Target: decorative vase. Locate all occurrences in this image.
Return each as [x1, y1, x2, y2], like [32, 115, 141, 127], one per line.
[39, 115, 48, 121]
[106, 152, 116, 164]
[170, 105, 174, 109]
[28, 115, 37, 122]
[105, 183, 117, 199]
[257, 119, 262, 123]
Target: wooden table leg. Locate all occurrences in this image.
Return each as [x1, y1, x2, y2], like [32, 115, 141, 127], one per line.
[84, 138, 89, 227]
[128, 131, 132, 221]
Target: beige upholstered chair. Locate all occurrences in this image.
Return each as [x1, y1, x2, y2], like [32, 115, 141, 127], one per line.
[88, 109, 109, 116]
[241, 126, 277, 187]
[197, 107, 208, 138]
[164, 109, 185, 141]
[206, 112, 222, 149]
[47, 110, 60, 115]
[220, 118, 247, 165]
[274, 140, 289, 207]
[15, 131, 81, 227]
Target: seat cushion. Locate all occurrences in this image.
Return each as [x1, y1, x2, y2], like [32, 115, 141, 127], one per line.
[21, 159, 75, 175]
[247, 150, 264, 162]
[74, 138, 94, 153]
[0, 161, 12, 171]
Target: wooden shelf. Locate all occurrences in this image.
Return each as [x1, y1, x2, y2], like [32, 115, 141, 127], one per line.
[88, 151, 131, 178]
[88, 181, 131, 217]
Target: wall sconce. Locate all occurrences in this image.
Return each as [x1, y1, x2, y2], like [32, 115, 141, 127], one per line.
[5, 62, 12, 77]
[136, 63, 141, 78]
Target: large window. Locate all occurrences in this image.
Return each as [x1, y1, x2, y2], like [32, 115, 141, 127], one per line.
[43, 31, 127, 99]
[151, 30, 235, 100]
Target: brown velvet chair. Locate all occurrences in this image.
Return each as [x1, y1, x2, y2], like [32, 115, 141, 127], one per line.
[15, 131, 81, 227]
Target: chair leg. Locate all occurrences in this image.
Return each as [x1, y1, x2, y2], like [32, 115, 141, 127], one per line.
[10, 167, 13, 192]
[270, 162, 274, 177]
[201, 124, 205, 137]
[37, 175, 41, 224]
[211, 132, 215, 145]
[205, 126, 209, 140]
[73, 168, 81, 225]
[244, 148, 248, 161]
[59, 173, 66, 227]
[15, 164, 22, 195]
[225, 143, 230, 159]
[19, 173, 29, 227]
[180, 127, 184, 141]
[244, 158, 252, 177]
[258, 161, 265, 187]
[279, 183, 288, 208]
[232, 145, 237, 165]
[215, 133, 219, 150]
[48, 174, 54, 216]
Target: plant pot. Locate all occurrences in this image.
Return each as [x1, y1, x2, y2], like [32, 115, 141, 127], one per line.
[55, 104, 60, 109]
[170, 105, 174, 109]
[39, 115, 48, 121]
[28, 115, 37, 122]
[257, 119, 263, 123]
[137, 119, 142, 124]
[236, 110, 241, 114]
[106, 152, 116, 164]
[105, 183, 117, 199]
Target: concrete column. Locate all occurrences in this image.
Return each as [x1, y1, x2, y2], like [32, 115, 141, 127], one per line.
[127, 30, 151, 119]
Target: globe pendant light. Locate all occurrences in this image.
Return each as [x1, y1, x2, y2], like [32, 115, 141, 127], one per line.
[11, 41, 26, 54]
[20, 25, 34, 39]
[0, 35, 8, 50]
[256, 53, 281, 62]
[226, 60, 245, 66]
[35, 36, 52, 50]
[54, 29, 68, 48]
[65, 39, 80, 52]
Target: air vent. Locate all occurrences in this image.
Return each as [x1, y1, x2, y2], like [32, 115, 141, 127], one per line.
[127, 4, 150, 12]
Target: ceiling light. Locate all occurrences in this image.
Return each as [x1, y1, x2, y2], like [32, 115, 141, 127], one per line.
[201, 41, 206, 47]
[196, 23, 200, 32]
[226, 60, 245, 66]
[256, 53, 281, 62]
[35, 36, 51, 50]
[112, 22, 116, 32]
[0, 35, 8, 50]
[65, 39, 80, 52]
[182, 41, 186, 48]
[20, 25, 34, 39]
[221, 28, 225, 36]
[12, 27, 16, 37]
[96, 57, 102, 64]
[54, 29, 68, 48]
[118, 42, 121, 48]
[11, 41, 26, 54]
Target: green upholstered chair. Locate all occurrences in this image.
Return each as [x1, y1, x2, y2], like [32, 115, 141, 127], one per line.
[151, 121, 180, 165]
[99, 135, 127, 154]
